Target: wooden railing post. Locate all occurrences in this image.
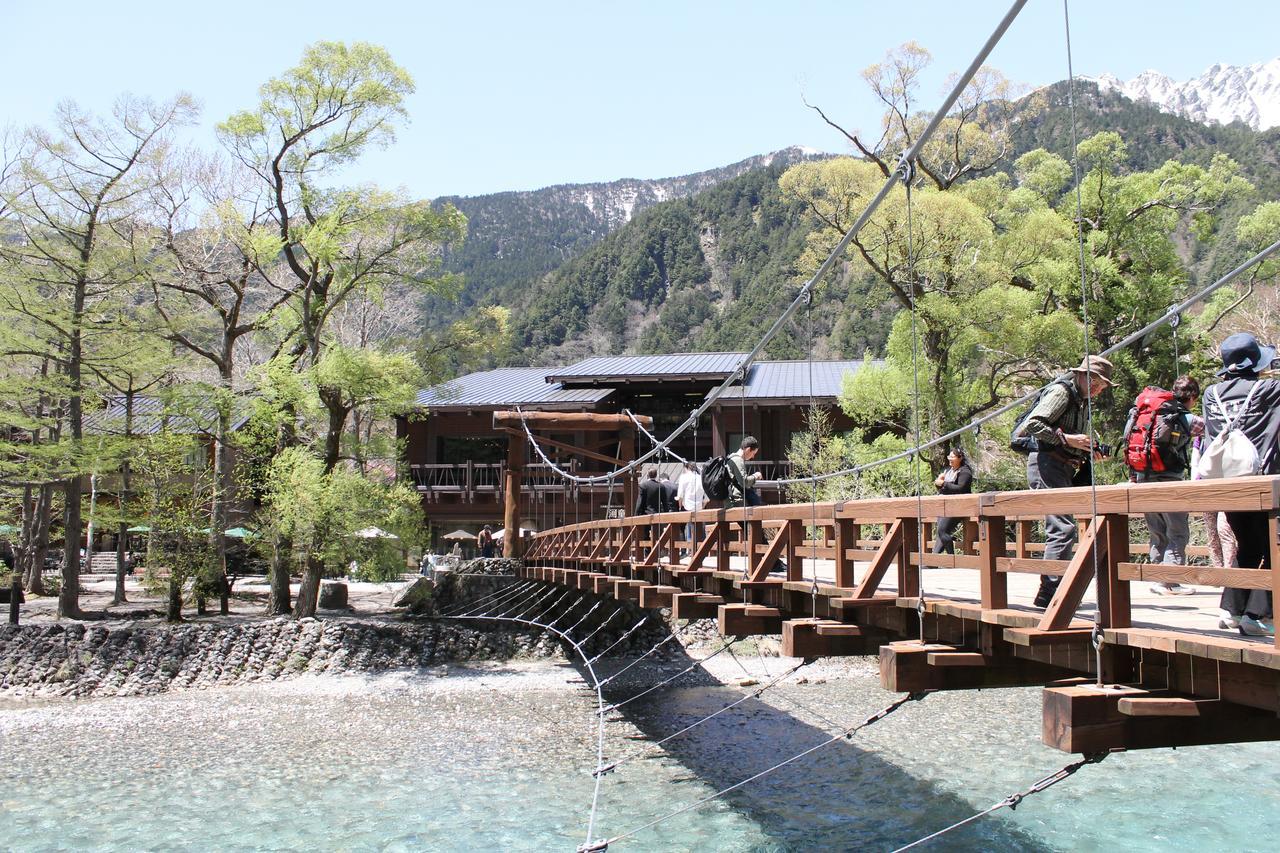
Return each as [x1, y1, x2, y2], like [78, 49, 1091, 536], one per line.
[1270, 510, 1280, 650]
[1097, 513, 1131, 629]
[786, 519, 802, 581]
[898, 516, 920, 599]
[834, 517, 855, 588]
[980, 514, 1008, 610]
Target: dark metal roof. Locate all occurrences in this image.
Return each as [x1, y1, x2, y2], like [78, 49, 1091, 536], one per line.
[707, 360, 880, 404]
[82, 395, 251, 437]
[546, 352, 749, 386]
[415, 368, 613, 410]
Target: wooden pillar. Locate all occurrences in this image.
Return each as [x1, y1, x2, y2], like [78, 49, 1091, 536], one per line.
[786, 519, 802, 581]
[979, 515, 1008, 610]
[834, 519, 857, 588]
[503, 434, 523, 558]
[1271, 512, 1280, 650]
[620, 428, 636, 517]
[898, 516, 920, 598]
[710, 409, 725, 458]
[1097, 514, 1131, 629]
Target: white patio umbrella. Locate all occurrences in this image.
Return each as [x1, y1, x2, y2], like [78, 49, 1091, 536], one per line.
[491, 527, 535, 540]
[350, 526, 400, 539]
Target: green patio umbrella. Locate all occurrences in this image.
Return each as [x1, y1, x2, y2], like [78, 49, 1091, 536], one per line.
[0, 523, 18, 536]
[223, 527, 256, 539]
[126, 525, 151, 533]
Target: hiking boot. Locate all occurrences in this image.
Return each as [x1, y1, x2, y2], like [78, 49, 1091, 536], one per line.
[1150, 582, 1193, 595]
[1033, 578, 1059, 609]
[1239, 615, 1275, 637]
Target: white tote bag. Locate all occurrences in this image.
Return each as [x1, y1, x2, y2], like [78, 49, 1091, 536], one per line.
[1195, 384, 1262, 479]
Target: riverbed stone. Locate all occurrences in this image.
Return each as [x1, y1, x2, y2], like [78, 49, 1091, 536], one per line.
[391, 577, 433, 612]
[319, 582, 349, 610]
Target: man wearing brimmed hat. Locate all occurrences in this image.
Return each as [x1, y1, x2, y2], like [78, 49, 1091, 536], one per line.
[1018, 354, 1114, 608]
[1202, 332, 1280, 636]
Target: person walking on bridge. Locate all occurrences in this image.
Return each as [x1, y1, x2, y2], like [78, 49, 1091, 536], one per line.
[1202, 332, 1279, 636]
[1017, 355, 1113, 608]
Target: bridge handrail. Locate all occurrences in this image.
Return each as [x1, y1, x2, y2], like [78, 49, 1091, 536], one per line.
[526, 476, 1280, 648]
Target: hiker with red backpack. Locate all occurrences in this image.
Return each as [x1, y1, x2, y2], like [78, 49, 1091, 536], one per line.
[1121, 376, 1199, 595]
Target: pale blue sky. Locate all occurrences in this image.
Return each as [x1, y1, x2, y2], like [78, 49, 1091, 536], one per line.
[4, 1, 1278, 197]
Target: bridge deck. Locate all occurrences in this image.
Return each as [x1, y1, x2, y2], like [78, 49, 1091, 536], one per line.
[519, 477, 1280, 753]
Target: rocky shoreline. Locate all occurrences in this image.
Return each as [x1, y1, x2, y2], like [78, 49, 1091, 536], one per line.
[0, 574, 675, 699]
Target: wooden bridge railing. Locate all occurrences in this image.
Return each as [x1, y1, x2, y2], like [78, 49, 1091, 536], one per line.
[527, 476, 1280, 649]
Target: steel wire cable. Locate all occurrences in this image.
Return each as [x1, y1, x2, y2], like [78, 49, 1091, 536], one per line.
[597, 625, 692, 688]
[580, 690, 929, 851]
[436, 609, 613, 846]
[889, 751, 1112, 852]
[512, 0, 1032, 492]
[596, 637, 742, 716]
[593, 658, 810, 778]
[447, 582, 537, 619]
[588, 617, 654, 665]
[442, 579, 538, 617]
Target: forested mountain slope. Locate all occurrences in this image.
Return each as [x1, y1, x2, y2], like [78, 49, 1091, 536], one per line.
[496, 82, 1280, 366]
[422, 146, 823, 334]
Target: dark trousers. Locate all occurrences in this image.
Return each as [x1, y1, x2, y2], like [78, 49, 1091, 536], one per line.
[1222, 511, 1274, 619]
[933, 517, 962, 554]
[1027, 451, 1077, 582]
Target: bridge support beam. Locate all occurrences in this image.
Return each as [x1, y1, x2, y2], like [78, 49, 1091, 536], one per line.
[639, 585, 680, 609]
[672, 592, 723, 621]
[880, 640, 1075, 693]
[781, 619, 884, 657]
[718, 603, 782, 637]
[1043, 684, 1280, 753]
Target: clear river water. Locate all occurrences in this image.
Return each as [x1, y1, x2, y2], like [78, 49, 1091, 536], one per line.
[2, 658, 1278, 851]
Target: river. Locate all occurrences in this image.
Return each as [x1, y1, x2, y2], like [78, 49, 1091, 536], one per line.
[2, 657, 1277, 851]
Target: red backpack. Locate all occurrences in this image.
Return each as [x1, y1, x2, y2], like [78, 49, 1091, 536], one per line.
[1124, 387, 1190, 473]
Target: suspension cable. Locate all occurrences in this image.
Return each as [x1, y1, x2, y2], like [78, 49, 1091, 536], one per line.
[510, 0, 1032, 491]
[581, 690, 930, 851]
[890, 751, 1113, 852]
[593, 658, 810, 778]
[763, 232, 1280, 488]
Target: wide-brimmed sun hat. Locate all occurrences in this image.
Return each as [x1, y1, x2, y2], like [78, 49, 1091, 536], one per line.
[1217, 332, 1277, 376]
[1071, 354, 1114, 387]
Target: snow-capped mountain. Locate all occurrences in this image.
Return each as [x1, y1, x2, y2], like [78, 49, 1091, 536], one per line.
[1087, 58, 1280, 130]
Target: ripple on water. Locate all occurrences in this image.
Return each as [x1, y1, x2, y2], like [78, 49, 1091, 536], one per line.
[2, 662, 1279, 852]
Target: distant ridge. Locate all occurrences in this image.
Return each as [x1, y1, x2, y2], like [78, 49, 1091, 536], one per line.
[1086, 58, 1280, 130]
[424, 146, 828, 331]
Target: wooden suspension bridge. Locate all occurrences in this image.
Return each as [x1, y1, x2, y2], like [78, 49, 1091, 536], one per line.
[515, 462, 1280, 755]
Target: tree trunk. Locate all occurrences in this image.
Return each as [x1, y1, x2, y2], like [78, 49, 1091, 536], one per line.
[113, 521, 128, 605]
[319, 388, 348, 474]
[25, 484, 52, 595]
[210, 372, 234, 615]
[84, 472, 98, 576]
[267, 534, 293, 615]
[113, 460, 130, 605]
[166, 576, 183, 622]
[59, 477, 84, 619]
[293, 552, 323, 619]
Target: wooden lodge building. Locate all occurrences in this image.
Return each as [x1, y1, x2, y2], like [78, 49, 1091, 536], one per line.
[398, 353, 876, 543]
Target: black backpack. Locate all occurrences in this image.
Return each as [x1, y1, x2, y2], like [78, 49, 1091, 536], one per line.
[701, 456, 733, 501]
[1009, 376, 1075, 454]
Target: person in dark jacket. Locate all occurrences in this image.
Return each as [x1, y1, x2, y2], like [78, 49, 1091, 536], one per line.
[659, 472, 678, 513]
[637, 468, 663, 515]
[932, 448, 974, 554]
[1018, 354, 1113, 607]
[1202, 332, 1280, 636]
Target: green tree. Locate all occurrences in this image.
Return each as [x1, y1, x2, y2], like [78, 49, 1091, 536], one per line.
[0, 95, 195, 616]
[217, 41, 466, 473]
[258, 446, 422, 617]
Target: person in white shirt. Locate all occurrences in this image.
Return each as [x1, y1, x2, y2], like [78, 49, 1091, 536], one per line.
[676, 461, 705, 556]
